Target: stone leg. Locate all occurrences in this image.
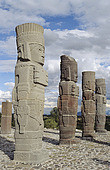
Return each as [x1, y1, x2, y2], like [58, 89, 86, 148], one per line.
[95, 114, 107, 133]
[14, 131, 48, 163]
[82, 100, 96, 140]
[59, 96, 79, 145]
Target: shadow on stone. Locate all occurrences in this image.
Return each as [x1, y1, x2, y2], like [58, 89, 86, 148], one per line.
[93, 158, 110, 166]
[75, 130, 82, 134]
[44, 130, 59, 135]
[76, 136, 110, 146]
[0, 136, 15, 160]
[43, 136, 59, 145]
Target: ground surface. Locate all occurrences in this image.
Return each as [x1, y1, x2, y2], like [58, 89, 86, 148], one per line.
[0, 128, 110, 169]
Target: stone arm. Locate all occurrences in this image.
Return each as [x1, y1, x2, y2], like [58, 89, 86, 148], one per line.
[64, 66, 71, 81]
[33, 65, 48, 86]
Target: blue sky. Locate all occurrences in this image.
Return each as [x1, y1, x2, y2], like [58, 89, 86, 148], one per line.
[0, 0, 110, 115]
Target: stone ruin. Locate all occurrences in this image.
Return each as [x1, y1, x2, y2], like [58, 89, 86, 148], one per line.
[1, 100, 12, 134]
[81, 71, 96, 140]
[58, 55, 79, 145]
[95, 79, 107, 133]
[12, 23, 48, 163]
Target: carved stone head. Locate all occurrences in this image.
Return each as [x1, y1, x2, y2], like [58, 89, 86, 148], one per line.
[60, 55, 78, 82]
[16, 23, 45, 65]
[82, 71, 95, 91]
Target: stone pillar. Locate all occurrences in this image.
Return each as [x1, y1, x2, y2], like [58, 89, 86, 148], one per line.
[58, 55, 79, 145]
[95, 79, 107, 133]
[1, 100, 12, 134]
[12, 23, 48, 163]
[82, 71, 96, 140]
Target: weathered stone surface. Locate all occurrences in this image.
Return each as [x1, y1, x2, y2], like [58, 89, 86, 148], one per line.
[82, 71, 95, 91]
[58, 55, 79, 145]
[60, 55, 78, 82]
[59, 81, 79, 96]
[1, 101, 12, 134]
[12, 23, 48, 163]
[95, 79, 107, 133]
[95, 78, 106, 95]
[82, 71, 96, 139]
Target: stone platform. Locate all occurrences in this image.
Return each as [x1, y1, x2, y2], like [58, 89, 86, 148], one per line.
[0, 128, 110, 169]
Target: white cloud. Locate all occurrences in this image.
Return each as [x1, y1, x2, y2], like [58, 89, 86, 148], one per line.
[0, 90, 12, 112]
[1, 0, 110, 114]
[1, 0, 110, 34]
[4, 82, 15, 90]
[0, 36, 16, 56]
[2, 0, 72, 16]
[45, 59, 60, 74]
[0, 7, 48, 33]
[44, 29, 59, 46]
[0, 60, 16, 72]
[106, 100, 110, 108]
[0, 90, 11, 102]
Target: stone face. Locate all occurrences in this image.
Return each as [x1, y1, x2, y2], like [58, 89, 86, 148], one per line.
[1, 101, 12, 134]
[12, 23, 48, 163]
[58, 55, 79, 145]
[82, 71, 96, 139]
[95, 79, 107, 133]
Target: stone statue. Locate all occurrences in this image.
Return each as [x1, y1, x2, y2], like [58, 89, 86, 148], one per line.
[12, 23, 48, 163]
[82, 71, 96, 140]
[1, 100, 12, 134]
[58, 55, 79, 145]
[95, 79, 107, 133]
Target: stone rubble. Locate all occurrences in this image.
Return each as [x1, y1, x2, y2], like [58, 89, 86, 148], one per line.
[0, 127, 110, 170]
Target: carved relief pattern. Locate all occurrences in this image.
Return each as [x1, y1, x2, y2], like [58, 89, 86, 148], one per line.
[95, 79, 107, 133]
[12, 23, 48, 163]
[58, 55, 79, 145]
[82, 71, 96, 139]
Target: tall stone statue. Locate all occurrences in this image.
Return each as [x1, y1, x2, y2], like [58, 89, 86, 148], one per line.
[82, 71, 96, 140]
[12, 23, 48, 163]
[1, 100, 12, 134]
[95, 79, 107, 133]
[58, 55, 79, 145]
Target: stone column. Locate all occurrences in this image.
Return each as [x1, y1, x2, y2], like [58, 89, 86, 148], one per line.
[1, 100, 12, 134]
[58, 55, 79, 145]
[95, 79, 107, 133]
[82, 71, 96, 140]
[12, 23, 48, 163]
